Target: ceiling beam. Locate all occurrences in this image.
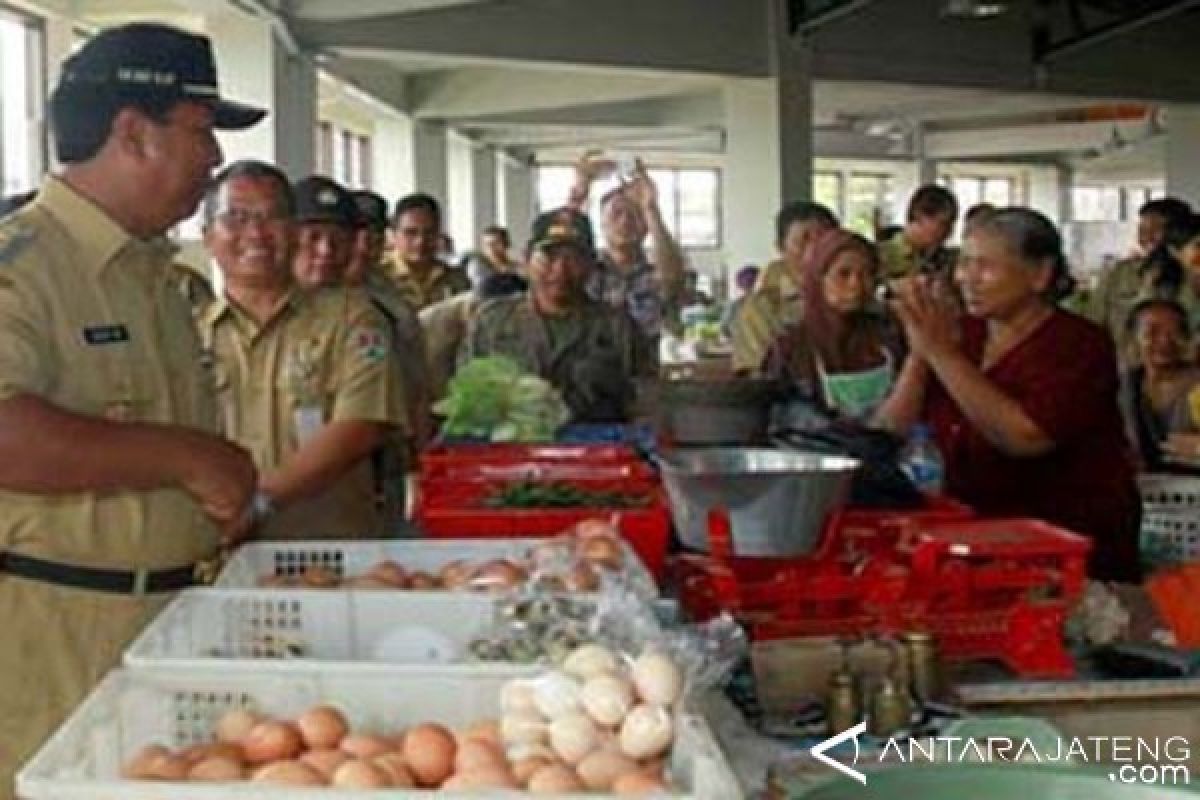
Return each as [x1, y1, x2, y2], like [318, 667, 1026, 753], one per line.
[449, 92, 723, 128]
[791, 0, 880, 36]
[287, 0, 492, 21]
[1037, 0, 1200, 63]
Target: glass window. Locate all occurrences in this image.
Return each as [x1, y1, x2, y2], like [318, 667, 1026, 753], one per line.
[358, 135, 372, 188]
[1072, 187, 1123, 222]
[677, 169, 719, 248]
[983, 177, 1014, 207]
[846, 173, 893, 238]
[813, 172, 843, 219]
[0, 9, 44, 195]
[315, 122, 333, 176]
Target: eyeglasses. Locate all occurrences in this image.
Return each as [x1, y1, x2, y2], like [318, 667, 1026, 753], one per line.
[214, 208, 289, 229]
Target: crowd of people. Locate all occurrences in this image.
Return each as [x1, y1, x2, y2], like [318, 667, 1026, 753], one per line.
[0, 19, 1198, 798]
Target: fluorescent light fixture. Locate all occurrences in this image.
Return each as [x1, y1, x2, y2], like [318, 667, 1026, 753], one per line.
[942, 0, 1009, 18]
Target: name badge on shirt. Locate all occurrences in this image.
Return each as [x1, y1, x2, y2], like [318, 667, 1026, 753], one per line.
[82, 324, 131, 346]
[294, 406, 324, 445]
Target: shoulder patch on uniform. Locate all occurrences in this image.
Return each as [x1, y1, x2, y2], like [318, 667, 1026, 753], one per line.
[0, 224, 36, 265]
[349, 324, 389, 363]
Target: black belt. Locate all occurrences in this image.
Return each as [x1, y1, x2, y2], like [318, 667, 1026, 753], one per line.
[0, 552, 198, 595]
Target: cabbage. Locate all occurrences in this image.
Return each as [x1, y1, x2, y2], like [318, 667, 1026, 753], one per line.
[434, 356, 570, 442]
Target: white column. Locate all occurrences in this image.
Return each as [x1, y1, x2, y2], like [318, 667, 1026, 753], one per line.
[271, 48, 316, 179]
[471, 145, 498, 243]
[914, 123, 938, 187]
[1166, 105, 1200, 205]
[503, 156, 536, 252]
[372, 114, 415, 202]
[445, 131, 474, 252]
[410, 120, 449, 205]
[721, 0, 814, 269]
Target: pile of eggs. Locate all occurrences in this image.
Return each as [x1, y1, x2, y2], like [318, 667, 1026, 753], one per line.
[121, 688, 676, 795]
[498, 643, 685, 794]
[256, 519, 627, 594]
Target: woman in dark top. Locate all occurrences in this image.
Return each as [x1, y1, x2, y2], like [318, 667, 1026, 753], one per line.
[1119, 299, 1200, 471]
[876, 208, 1140, 582]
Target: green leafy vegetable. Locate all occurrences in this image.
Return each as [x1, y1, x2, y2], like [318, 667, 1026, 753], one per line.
[435, 356, 570, 442]
[485, 481, 652, 509]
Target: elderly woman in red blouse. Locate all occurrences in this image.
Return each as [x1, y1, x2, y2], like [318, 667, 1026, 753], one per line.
[876, 208, 1140, 582]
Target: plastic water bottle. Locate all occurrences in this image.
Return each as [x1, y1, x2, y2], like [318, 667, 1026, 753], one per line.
[901, 423, 945, 494]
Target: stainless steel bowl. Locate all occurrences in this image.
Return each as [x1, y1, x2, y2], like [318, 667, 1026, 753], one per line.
[659, 448, 860, 558]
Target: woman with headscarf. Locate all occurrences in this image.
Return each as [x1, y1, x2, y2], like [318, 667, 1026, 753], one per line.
[766, 229, 902, 419]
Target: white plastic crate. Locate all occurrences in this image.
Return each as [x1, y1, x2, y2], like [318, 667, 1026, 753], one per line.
[125, 589, 526, 674]
[212, 537, 655, 595]
[1138, 473, 1200, 511]
[18, 668, 744, 800]
[1141, 510, 1200, 567]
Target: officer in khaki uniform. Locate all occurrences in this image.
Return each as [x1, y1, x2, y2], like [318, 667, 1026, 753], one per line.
[201, 164, 408, 540]
[0, 25, 262, 798]
[463, 208, 649, 423]
[878, 185, 959, 283]
[385, 192, 471, 310]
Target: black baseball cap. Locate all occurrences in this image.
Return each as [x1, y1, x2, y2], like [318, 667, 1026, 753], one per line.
[350, 190, 389, 232]
[58, 23, 265, 130]
[293, 176, 357, 227]
[529, 208, 596, 259]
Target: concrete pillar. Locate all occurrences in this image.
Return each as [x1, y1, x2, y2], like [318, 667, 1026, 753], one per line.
[411, 120, 449, 206]
[722, 0, 814, 269]
[373, 114, 415, 201]
[914, 123, 938, 187]
[206, 13, 311, 176]
[1166, 105, 1200, 205]
[503, 156, 536, 252]
[471, 145, 498, 242]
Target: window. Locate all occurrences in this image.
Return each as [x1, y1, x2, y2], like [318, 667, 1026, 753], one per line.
[941, 174, 1018, 211]
[813, 172, 843, 219]
[845, 172, 894, 238]
[0, 8, 45, 196]
[1072, 186, 1123, 222]
[314, 121, 333, 177]
[535, 164, 721, 248]
[357, 135, 373, 187]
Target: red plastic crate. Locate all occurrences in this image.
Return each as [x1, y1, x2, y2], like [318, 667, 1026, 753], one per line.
[421, 444, 646, 475]
[414, 477, 670, 582]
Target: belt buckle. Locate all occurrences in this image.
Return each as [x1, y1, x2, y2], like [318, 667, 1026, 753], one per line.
[132, 568, 149, 596]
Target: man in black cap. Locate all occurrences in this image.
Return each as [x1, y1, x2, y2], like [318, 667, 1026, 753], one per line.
[291, 175, 358, 289]
[460, 207, 650, 423]
[0, 23, 262, 796]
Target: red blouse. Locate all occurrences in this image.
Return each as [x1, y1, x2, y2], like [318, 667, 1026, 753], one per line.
[925, 309, 1140, 581]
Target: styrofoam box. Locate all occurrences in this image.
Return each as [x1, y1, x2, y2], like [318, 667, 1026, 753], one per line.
[213, 537, 656, 596]
[18, 668, 745, 800]
[125, 589, 539, 674]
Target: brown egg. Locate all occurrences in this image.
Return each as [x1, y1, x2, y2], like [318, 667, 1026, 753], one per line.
[444, 765, 519, 790]
[187, 755, 245, 782]
[301, 565, 341, 588]
[578, 535, 625, 570]
[613, 770, 670, 795]
[373, 753, 416, 787]
[366, 559, 409, 587]
[181, 741, 245, 766]
[257, 573, 292, 588]
[121, 745, 171, 780]
[459, 718, 503, 749]
[242, 720, 303, 764]
[408, 571, 437, 589]
[296, 705, 349, 750]
[574, 518, 620, 540]
[331, 759, 392, 789]
[300, 748, 350, 780]
[215, 708, 262, 745]
[564, 562, 600, 592]
[469, 559, 528, 591]
[454, 738, 506, 773]
[342, 576, 393, 590]
[577, 748, 641, 791]
[148, 753, 190, 781]
[251, 760, 326, 787]
[511, 755, 555, 785]
[402, 722, 457, 787]
[339, 733, 395, 760]
[527, 763, 586, 794]
[438, 560, 476, 589]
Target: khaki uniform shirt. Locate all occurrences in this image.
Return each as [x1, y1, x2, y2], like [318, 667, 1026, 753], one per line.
[731, 279, 803, 374]
[754, 258, 802, 301]
[363, 266, 431, 444]
[464, 294, 648, 423]
[0, 177, 220, 568]
[420, 292, 479, 402]
[878, 235, 958, 282]
[199, 286, 406, 540]
[1084, 257, 1200, 361]
[0, 177, 221, 796]
[385, 255, 471, 311]
[171, 262, 216, 313]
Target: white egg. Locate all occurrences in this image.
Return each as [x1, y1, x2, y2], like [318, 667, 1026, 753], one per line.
[549, 711, 601, 765]
[500, 679, 539, 714]
[532, 670, 583, 719]
[501, 710, 548, 746]
[632, 650, 683, 708]
[618, 704, 674, 760]
[580, 672, 635, 728]
[562, 643, 620, 679]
